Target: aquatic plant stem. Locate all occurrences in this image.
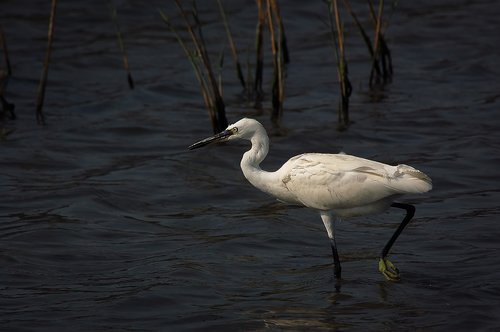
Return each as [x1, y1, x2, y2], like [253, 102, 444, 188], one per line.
[267, 0, 285, 125]
[254, 0, 265, 107]
[36, 0, 57, 125]
[271, 0, 289, 65]
[329, 0, 351, 130]
[342, 0, 381, 79]
[0, 26, 11, 76]
[189, 1, 228, 132]
[368, 0, 393, 86]
[168, 0, 227, 132]
[0, 25, 15, 119]
[108, 0, 134, 89]
[216, 0, 246, 90]
[160, 11, 215, 130]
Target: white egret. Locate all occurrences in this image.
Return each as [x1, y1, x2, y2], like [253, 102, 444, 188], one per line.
[188, 118, 432, 281]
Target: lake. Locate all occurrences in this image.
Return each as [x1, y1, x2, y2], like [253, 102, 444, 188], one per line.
[1, 0, 500, 330]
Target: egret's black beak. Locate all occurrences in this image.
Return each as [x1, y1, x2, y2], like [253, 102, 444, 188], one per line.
[188, 129, 233, 150]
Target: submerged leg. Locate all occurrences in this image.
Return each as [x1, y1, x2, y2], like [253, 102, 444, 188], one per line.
[320, 211, 341, 279]
[379, 202, 415, 281]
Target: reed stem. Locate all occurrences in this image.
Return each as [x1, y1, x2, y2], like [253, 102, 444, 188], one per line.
[160, 11, 215, 129]
[342, 0, 381, 79]
[0, 26, 12, 76]
[254, 0, 265, 107]
[189, 1, 227, 132]
[108, 0, 134, 89]
[368, 0, 392, 86]
[35, 0, 57, 125]
[167, 0, 227, 133]
[267, 0, 285, 124]
[0, 25, 15, 119]
[216, 0, 246, 90]
[329, 0, 351, 129]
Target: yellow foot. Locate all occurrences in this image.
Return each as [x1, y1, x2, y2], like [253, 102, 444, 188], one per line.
[378, 258, 400, 281]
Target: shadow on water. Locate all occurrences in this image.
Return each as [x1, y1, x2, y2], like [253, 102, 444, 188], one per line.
[2, 0, 500, 331]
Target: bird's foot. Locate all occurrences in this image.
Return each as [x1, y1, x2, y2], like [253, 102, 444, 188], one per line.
[378, 257, 400, 281]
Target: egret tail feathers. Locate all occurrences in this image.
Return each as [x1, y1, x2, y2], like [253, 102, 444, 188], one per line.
[393, 164, 432, 194]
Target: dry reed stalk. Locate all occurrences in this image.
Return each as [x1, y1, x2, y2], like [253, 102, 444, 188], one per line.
[216, 0, 246, 90]
[0, 25, 15, 119]
[329, 0, 352, 129]
[0, 26, 11, 76]
[35, 0, 57, 125]
[254, 0, 265, 106]
[269, 0, 289, 65]
[160, 11, 212, 125]
[269, 0, 288, 68]
[189, 1, 228, 132]
[160, 11, 217, 131]
[108, 0, 134, 89]
[341, 0, 381, 78]
[267, 0, 285, 124]
[165, 0, 227, 133]
[368, 0, 392, 86]
[217, 51, 225, 98]
[245, 52, 254, 96]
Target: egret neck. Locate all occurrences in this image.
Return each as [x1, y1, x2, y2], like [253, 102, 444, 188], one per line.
[239, 125, 276, 196]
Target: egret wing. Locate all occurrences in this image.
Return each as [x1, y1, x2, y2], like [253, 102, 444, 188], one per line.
[279, 153, 430, 210]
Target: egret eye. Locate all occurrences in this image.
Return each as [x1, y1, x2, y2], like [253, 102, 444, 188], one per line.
[231, 127, 238, 133]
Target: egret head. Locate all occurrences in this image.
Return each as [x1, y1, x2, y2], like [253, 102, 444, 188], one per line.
[188, 118, 264, 150]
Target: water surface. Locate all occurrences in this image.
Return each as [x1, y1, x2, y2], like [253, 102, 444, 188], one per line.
[1, 0, 500, 330]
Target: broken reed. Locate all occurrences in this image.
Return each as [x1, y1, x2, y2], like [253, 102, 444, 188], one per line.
[343, 0, 393, 86]
[267, 0, 286, 125]
[254, 0, 265, 106]
[253, 0, 289, 113]
[164, 0, 289, 129]
[108, 0, 134, 89]
[0, 25, 15, 119]
[36, 0, 57, 125]
[327, 0, 395, 129]
[216, 0, 245, 90]
[162, 0, 227, 133]
[0, 26, 11, 76]
[367, 0, 392, 86]
[328, 0, 352, 130]
[164, 0, 396, 129]
[189, 1, 228, 132]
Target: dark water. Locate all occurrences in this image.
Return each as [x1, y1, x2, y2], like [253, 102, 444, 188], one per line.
[2, 0, 500, 330]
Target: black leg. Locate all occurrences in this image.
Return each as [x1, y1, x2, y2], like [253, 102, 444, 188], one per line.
[330, 238, 342, 279]
[330, 238, 342, 291]
[378, 202, 415, 281]
[381, 202, 415, 258]
[319, 211, 343, 286]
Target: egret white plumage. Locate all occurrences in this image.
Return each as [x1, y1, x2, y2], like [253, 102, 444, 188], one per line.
[188, 118, 432, 281]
